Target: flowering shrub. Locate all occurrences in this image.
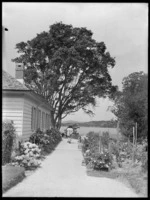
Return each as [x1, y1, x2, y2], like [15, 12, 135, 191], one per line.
[81, 132, 113, 171]
[2, 120, 16, 165]
[134, 138, 148, 172]
[29, 129, 49, 146]
[12, 142, 41, 170]
[91, 151, 112, 171]
[82, 132, 100, 154]
[29, 128, 62, 154]
[109, 140, 133, 165]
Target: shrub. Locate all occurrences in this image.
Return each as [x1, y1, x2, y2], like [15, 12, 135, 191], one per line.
[83, 132, 100, 154]
[91, 151, 113, 171]
[12, 142, 41, 170]
[29, 128, 62, 154]
[81, 136, 89, 154]
[109, 141, 120, 160]
[29, 128, 49, 146]
[2, 120, 16, 165]
[141, 152, 147, 172]
[81, 132, 113, 171]
[101, 131, 110, 148]
[71, 132, 79, 139]
[134, 138, 148, 172]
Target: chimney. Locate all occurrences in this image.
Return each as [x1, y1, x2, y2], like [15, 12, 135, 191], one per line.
[15, 63, 24, 84]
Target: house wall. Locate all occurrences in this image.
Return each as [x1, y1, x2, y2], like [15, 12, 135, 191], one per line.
[2, 92, 52, 143]
[22, 96, 51, 141]
[2, 94, 24, 140]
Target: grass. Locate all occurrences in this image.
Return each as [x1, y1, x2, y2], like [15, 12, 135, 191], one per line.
[2, 165, 25, 193]
[86, 161, 148, 197]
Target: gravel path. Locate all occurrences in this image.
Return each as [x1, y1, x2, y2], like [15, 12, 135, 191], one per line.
[3, 139, 138, 197]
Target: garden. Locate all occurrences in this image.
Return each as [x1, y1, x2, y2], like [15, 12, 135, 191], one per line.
[80, 131, 148, 197]
[2, 120, 62, 193]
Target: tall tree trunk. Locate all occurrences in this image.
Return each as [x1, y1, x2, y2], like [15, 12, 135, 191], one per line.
[50, 110, 56, 128]
[56, 117, 62, 130]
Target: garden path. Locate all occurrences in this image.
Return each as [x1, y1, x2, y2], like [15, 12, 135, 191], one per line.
[3, 138, 138, 197]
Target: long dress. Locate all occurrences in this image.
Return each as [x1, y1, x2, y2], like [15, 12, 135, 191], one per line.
[67, 128, 73, 137]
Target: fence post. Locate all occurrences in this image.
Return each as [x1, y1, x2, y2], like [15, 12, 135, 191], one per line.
[132, 126, 135, 163]
[99, 134, 102, 153]
[99, 134, 100, 153]
[135, 122, 137, 147]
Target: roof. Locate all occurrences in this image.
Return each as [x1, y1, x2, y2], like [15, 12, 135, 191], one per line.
[2, 70, 53, 110]
[2, 70, 30, 90]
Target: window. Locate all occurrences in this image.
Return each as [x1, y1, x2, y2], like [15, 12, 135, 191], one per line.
[39, 110, 41, 129]
[37, 109, 41, 129]
[46, 114, 48, 130]
[34, 107, 37, 130]
[42, 112, 45, 130]
[48, 115, 50, 129]
[31, 107, 37, 131]
[31, 107, 34, 130]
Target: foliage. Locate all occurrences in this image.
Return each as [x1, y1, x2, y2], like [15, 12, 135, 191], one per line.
[90, 151, 112, 171]
[109, 137, 148, 171]
[12, 22, 117, 129]
[134, 138, 148, 172]
[101, 131, 109, 148]
[12, 142, 41, 170]
[29, 128, 50, 146]
[2, 120, 16, 165]
[71, 132, 79, 139]
[109, 141, 120, 162]
[29, 128, 62, 153]
[81, 132, 113, 171]
[111, 72, 148, 139]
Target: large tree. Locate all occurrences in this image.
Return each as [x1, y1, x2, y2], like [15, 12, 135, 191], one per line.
[12, 22, 117, 129]
[111, 71, 148, 140]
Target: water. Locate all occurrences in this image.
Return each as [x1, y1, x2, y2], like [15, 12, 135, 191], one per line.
[60, 126, 119, 138]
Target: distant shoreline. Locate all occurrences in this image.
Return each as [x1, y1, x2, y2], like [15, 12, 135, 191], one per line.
[61, 125, 117, 128]
[61, 120, 117, 128]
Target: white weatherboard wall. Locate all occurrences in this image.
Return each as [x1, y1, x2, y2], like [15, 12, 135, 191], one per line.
[22, 96, 51, 141]
[22, 97, 32, 141]
[2, 95, 24, 138]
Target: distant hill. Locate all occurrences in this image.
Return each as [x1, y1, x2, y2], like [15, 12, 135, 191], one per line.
[61, 120, 117, 128]
[61, 120, 80, 124]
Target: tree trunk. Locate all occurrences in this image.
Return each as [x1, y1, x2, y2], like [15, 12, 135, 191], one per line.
[56, 116, 62, 130]
[50, 110, 56, 128]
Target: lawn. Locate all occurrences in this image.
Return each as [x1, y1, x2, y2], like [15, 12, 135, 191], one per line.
[2, 165, 25, 193]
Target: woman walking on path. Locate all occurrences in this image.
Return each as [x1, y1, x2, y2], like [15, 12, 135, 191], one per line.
[66, 127, 73, 143]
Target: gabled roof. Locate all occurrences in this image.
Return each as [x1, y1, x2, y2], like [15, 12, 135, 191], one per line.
[2, 70, 30, 90]
[2, 70, 53, 110]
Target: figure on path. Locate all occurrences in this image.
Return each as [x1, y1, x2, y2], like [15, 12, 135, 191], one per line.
[66, 127, 73, 143]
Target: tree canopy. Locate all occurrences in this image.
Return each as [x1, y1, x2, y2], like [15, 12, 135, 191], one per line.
[111, 71, 148, 140]
[12, 22, 117, 129]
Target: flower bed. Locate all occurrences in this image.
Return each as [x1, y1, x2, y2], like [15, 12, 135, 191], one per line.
[81, 132, 113, 171]
[82, 132, 147, 197]
[10, 128, 62, 170]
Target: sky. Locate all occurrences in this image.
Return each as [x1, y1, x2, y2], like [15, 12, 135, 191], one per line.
[2, 3, 148, 122]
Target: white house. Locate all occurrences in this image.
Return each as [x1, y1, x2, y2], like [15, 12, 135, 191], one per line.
[2, 64, 52, 143]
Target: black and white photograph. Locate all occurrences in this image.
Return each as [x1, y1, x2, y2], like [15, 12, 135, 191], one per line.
[2, 2, 148, 197]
